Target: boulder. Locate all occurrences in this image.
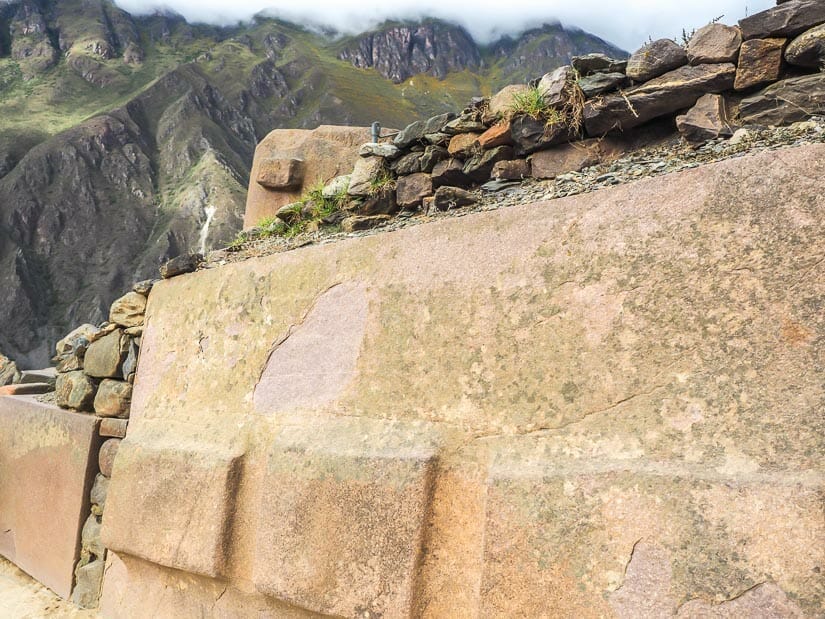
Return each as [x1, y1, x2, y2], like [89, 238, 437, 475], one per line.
[492, 159, 531, 180]
[431, 158, 471, 188]
[584, 63, 736, 135]
[578, 72, 629, 98]
[572, 53, 628, 75]
[738, 72, 825, 125]
[94, 379, 133, 418]
[99, 438, 121, 478]
[160, 253, 202, 279]
[109, 291, 147, 329]
[393, 113, 455, 149]
[676, 94, 735, 146]
[84, 329, 128, 379]
[0, 353, 20, 386]
[463, 146, 515, 183]
[510, 116, 577, 155]
[352, 186, 398, 216]
[55, 371, 98, 411]
[395, 173, 433, 209]
[390, 152, 422, 175]
[443, 115, 486, 135]
[687, 23, 743, 64]
[341, 215, 393, 232]
[322, 175, 351, 198]
[348, 156, 387, 196]
[785, 23, 825, 67]
[447, 133, 481, 158]
[529, 140, 604, 179]
[626, 39, 688, 82]
[739, 0, 825, 40]
[432, 186, 477, 211]
[419, 145, 449, 173]
[56, 324, 99, 356]
[477, 121, 514, 149]
[735, 38, 786, 90]
[358, 143, 400, 158]
[256, 158, 304, 190]
[487, 84, 531, 120]
[537, 66, 576, 107]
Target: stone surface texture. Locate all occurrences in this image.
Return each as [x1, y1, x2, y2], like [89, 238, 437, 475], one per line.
[785, 22, 825, 67]
[0, 396, 100, 599]
[738, 72, 825, 125]
[584, 63, 736, 135]
[83, 329, 127, 379]
[686, 23, 743, 64]
[739, 0, 825, 40]
[735, 37, 787, 90]
[626, 38, 688, 82]
[100, 145, 824, 617]
[244, 126, 369, 228]
[676, 94, 735, 145]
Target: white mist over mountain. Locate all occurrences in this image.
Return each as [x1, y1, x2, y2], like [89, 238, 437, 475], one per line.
[112, 0, 775, 52]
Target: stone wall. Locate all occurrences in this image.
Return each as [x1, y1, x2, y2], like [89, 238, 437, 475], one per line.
[242, 1, 825, 236]
[100, 144, 823, 617]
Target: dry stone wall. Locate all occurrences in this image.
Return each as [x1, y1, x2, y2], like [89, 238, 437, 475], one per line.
[245, 0, 825, 237]
[100, 143, 824, 617]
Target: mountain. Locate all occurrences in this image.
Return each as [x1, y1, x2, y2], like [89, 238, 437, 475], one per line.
[0, 0, 626, 367]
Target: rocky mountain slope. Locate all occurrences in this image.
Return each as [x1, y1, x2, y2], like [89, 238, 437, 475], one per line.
[0, 0, 625, 366]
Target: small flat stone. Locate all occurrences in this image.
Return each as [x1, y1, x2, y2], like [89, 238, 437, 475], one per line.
[341, 215, 392, 232]
[160, 253, 202, 279]
[100, 418, 128, 438]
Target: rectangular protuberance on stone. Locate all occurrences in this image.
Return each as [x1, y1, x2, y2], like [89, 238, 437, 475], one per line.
[101, 440, 242, 578]
[253, 418, 439, 618]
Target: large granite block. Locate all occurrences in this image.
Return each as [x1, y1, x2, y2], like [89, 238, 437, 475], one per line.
[478, 439, 824, 617]
[101, 440, 242, 578]
[0, 395, 100, 599]
[253, 418, 439, 617]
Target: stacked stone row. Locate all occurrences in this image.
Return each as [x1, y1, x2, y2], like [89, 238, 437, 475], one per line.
[53, 280, 151, 419]
[292, 0, 824, 232]
[50, 278, 155, 607]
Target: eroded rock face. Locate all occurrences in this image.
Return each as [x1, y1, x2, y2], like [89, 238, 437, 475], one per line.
[337, 22, 481, 83]
[100, 145, 824, 618]
[734, 37, 787, 90]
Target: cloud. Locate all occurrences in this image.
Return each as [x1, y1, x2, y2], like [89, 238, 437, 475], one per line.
[115, 0, 775, 52]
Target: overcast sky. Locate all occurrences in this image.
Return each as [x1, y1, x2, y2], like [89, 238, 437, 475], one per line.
[112, 0, 775, 52]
